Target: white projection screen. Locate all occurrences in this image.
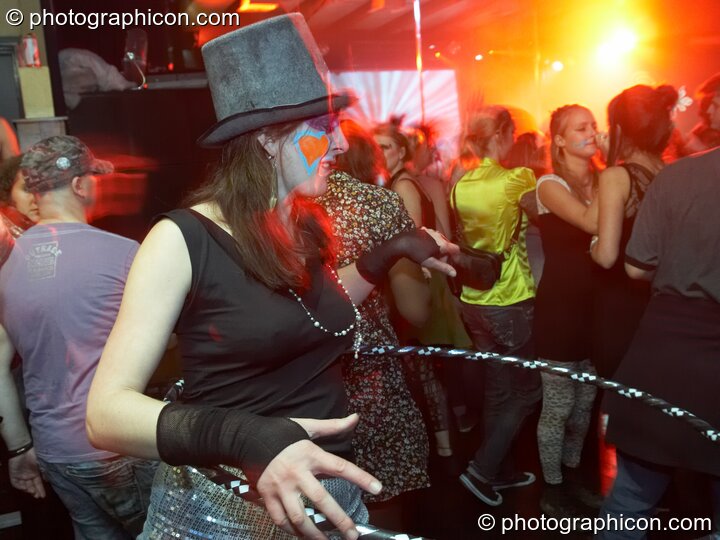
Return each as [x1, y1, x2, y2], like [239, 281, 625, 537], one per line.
[330, 69, 461, 163]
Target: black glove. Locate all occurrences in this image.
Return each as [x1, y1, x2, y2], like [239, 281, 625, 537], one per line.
[157, 403, 310, 486]
[356, 228, 440, 285]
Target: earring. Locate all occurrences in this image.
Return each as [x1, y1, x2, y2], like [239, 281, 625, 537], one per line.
[269, 155, 278, 210]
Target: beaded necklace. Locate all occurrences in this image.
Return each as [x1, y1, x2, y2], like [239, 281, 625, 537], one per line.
[288, 267, 362, 359]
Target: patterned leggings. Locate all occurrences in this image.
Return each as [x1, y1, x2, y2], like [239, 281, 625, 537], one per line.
[403, 356, 450, 432]
[537, 358, 597, 484]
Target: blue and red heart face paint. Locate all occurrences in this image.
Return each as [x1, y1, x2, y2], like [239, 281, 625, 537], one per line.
[293, 127, 330, 176]
[292, 114, 341, 176]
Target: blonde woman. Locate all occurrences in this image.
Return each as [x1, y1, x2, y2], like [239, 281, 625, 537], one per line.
[534, 105, 601, 517]
[452, 106, 541, 507]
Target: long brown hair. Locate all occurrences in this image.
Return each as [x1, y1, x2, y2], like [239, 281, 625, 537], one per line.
[187, 122, 334, 291]
[373, 119, 412, 164]
[334, 119, 383, 184]
[0, 155, 22, 203]
[549, 104, 598, 186]
[606, 84, 677, 166]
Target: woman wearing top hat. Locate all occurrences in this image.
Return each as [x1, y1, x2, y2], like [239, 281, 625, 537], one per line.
[86, 13, 457, 540]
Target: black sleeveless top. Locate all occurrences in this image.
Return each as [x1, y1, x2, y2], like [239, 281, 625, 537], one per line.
[391, 169, 437, 229]
[160, 209, 355, 457]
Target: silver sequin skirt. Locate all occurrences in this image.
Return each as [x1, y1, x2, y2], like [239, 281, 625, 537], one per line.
[140, 462, 369, 539]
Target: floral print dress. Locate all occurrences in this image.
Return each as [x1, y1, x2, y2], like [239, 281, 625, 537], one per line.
[317, 171, 430, 502]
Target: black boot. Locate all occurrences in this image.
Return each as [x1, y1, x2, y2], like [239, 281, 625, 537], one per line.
[540, 483, 594, 518]
[564, 465, 605, 509]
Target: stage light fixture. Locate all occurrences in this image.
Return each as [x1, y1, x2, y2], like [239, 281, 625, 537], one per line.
[237, 0, 278, 12]
[596, 28, 638, 66]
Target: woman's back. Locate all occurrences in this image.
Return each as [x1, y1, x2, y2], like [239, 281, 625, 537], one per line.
[391, 172, 437, 230]
[592, 163, 654, 377]
[452, 158, 535, 307]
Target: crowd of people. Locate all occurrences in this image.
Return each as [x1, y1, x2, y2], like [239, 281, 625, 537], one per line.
[0, 13, 719, 540]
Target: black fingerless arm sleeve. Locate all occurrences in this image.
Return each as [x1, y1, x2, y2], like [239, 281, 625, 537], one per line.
[355, 228, 440, 285]
[156, 402, 310, 486]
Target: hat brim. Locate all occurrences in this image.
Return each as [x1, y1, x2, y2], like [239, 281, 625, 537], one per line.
[89, 158, 114, 175]
[197, 92, 355, 148]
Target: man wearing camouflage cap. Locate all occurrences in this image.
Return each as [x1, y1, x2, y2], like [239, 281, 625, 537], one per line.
[0, 135, 155, 539]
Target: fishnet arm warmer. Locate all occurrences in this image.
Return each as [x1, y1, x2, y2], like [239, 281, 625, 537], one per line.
[356, 228, 440, 284]
[157, 402, 310, 486]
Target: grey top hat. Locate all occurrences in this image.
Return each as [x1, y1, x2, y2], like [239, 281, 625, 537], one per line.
[198, 14, 353, 148]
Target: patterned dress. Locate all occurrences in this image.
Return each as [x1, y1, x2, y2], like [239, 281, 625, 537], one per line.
[317, 171, 430, 502]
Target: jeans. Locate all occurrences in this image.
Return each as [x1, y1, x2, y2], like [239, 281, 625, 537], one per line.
[598, 452, 720, 539]
[38, 455, 157, 540]
[460, 299, 542, 480]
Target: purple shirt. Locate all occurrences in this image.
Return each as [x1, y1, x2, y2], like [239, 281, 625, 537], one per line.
[0, 223, 138, 463]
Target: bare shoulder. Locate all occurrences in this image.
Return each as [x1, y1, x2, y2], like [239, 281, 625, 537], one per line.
[537, 176, 570, 196]
[145, 216, 185, 245]
[598, 166, 631, 201]
[137, 219, 190, 274]
[392, 176, 422, 198]
[599, 166, 631, 186]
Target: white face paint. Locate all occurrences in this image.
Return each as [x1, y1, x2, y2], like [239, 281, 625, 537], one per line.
[374, 134, 405, 175]
[558, 108, 598, 159]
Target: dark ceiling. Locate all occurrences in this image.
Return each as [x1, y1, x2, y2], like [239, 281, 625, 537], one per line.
[51, 0, 720, 76]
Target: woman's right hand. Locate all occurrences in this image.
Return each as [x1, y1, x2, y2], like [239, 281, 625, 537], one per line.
[8, 449, 46, 499]
[595, 132, 610, 160]
[356, 228, 458, 285]
[420, 227, 459, 277]
[257, 414, 381, 539]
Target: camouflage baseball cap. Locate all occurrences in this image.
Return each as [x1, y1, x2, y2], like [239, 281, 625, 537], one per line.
[21, 135, 113, 193]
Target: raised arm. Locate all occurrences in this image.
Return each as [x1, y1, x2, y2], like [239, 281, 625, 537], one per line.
[537, 179, 598, 234]
[338, 228, 458, 305]
[591, 167, 630, 268]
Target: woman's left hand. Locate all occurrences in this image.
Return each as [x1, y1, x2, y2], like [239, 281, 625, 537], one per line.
[258, 414, 381, 540]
